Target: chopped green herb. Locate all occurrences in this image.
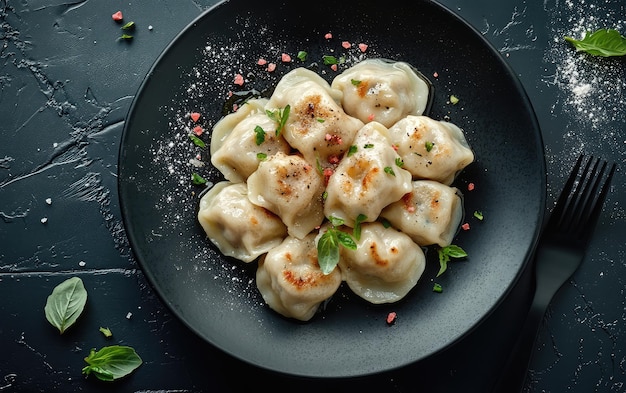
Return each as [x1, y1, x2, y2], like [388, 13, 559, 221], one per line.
[353, 214, 367, 241]
[316, 118, 325, 123]
[322, 55, 339, 65]
[433, 283, 443, 293]
[425, 141, 434, 152]
[266, 105, 290, 136]
[191, 172, 207, 185]
[82, 345, 142, 381]
[437, 244, 468, 277]
[119, 34, 134, 40]
[384, 166, 395, 176]
[254, 125, 266, 145]
[322, 190, 328, 200]
[351, 79, 362, 86]
[121, 21, 135, 30]
[364, 143, 374, 148]
[473, 210, 484, 220]
[450, 95, 459, 105]
[256, 152, 267, 161]
[297, 51, 308, 61]
[189, 134, 205, 148]
[565, 28, 626, 57]
[348, 145, 358, 156]
[315, 158, 324, 174]
[395, 157, 404, 167]
[99, 327, 113, 338]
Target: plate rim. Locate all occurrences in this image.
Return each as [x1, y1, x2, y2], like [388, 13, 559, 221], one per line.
[118, 0, 547, 378]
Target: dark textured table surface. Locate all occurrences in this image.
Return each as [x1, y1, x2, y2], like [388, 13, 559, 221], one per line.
[1, 0, 625, 392]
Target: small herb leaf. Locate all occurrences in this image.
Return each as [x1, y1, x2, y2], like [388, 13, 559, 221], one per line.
[436, 245, 468, 277]
[99, 327, 113, 338]
[189, 134, 205, 148]
[254, 125, 266, 145]
[353, 214, 367, 241]
[565, 28, 626, 57]
[82, 345, 143, 381]
[336, 231, 357, 250]
[317, 229, 340, 275]
[191, 172, 207, 185]
[44, 277, 88, 334]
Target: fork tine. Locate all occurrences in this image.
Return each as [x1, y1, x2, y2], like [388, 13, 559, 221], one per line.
[548, 154, 584, 229]
[578, 159, 616, 238]
[564, 156, 602, 229]
[554, 155, 616, 241]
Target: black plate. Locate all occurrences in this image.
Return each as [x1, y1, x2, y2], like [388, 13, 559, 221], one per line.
[118, 0, 545, 378]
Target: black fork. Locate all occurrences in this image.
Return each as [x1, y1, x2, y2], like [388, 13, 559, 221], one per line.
[492, 154, 617, 393]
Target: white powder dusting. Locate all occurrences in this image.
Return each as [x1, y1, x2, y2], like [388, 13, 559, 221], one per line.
[543, 0, 625, 148]
[144, 15, 386, 313]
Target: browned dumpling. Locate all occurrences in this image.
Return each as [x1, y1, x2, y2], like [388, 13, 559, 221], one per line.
[324, 122, 412, 227]
[197, 181, 287, 262]
[247, 152, 325, 239]
[256, 233, 342, 321]
[265, 68, 363, 168]
[337, 222, 425, 304]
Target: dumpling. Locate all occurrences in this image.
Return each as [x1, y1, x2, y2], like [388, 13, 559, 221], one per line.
[247, 152, 325, 239]
[380, 180, 463, 247]
[265, 68, 364, 167]
[211, 112, 291, 183]
[387, 115, 474, 185]
[256, 233, 343, 321]
[210, 98, 268, 156]
[337, 222, 425, 304]
[324, 122, 412, 228]
[197, 181, 287, 262]
[331, 58, 432, 128]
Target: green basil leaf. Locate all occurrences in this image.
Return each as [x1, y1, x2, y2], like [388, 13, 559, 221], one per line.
[436, 245, 468, 277]
[565, 29, 626, 57]
[82, 345, 143, 381]
[336, 231, 357, 250]
[328, 216, 345, 227]
[353, 214, 367, 241]
[436, 251, 449, 277]
[443, 244, 468, 259]
[317, 230, 340, 275]
[44, 277, 87, 334]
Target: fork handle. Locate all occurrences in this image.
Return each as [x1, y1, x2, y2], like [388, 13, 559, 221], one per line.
[491, 291, 548, 392]
[491, 247, 569, 392]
